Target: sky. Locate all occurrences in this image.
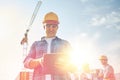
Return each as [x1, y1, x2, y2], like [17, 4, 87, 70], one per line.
[0, 0, 120, 80]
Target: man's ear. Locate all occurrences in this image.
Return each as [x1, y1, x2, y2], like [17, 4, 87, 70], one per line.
[43, 26, 45, 29]
[56, 26, 58, 30]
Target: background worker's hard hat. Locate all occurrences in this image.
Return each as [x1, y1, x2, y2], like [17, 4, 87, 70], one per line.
[43, 12, 59, 24]
[99, 55, 108, 60]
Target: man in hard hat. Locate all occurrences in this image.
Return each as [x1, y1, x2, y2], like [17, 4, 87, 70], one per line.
[98, 55, 116, 80]
[23, 12, 72, 80]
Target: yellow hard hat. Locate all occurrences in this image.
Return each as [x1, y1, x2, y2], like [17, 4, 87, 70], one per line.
[99, 55, 108, 60]
[43, 12, 59, 24]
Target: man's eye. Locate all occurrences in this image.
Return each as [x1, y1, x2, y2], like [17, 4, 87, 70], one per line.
[52, 25, 56, 28]
[46, 24, 57, 28]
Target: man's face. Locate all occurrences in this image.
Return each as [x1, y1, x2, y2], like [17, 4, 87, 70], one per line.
[100, 59, 107, 65]
[44, 24, 58, 38]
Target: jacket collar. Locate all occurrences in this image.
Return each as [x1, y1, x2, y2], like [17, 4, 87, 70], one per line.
[41, 36, 59, 41]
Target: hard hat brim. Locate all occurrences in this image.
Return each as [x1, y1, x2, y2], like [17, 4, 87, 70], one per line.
[43, 20, 59, 24]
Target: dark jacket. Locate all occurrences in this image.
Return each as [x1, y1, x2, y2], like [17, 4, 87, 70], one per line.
[24, 36, 71, 80]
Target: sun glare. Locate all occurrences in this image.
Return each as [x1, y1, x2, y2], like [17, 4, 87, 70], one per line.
[70, 48, 93, 71]
[70, 37, 99, 71]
